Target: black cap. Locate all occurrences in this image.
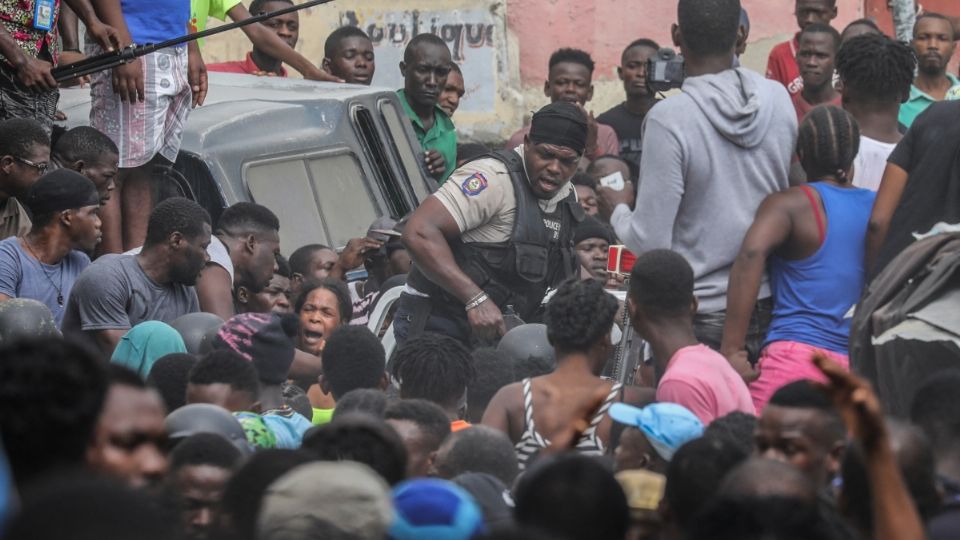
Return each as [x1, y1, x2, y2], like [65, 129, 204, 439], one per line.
[24, 169, 99, 215]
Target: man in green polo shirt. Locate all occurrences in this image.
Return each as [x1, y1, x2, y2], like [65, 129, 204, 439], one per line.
[397, 34, 457, 184]
[899, 12, 960, 128]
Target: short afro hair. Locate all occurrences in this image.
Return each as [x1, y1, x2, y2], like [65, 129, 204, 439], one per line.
[332, 388, 388, 420]
[545, 278, 618, 352]
[51, 126, 118, 164]
[628, 249, 695, 318]
[249, 0, 292, 16]
[549, 47, 595, 74]
[188, 350, 260, 398]
[391, 332, 475, 408]
[301, 414, 407, 485]
[384, 399, 452, 452]
[324, 25, 372, 58]
[170, 432, 243, 471]
[403, 33, 450, 64]
[0, 118, 49, 159]
[799, 22, 841, 50]
[664, 435, 749, 529]
[288, 244, 334, 277]
[913, 12, 955, 40]
[274, 253, 291, 279]
[768, 380, 846, 445]
[294, 278, 352, 325]
[434, 425, 519, 486]
[143, 197, 211, 248]
[146, 353, 197, 412]
[836, 33, 915, 104]
[0, 339, 107, 488]
[677, 0, 741, 57]
[216, 202, 279, 237]
[321, 325, 386, 400]
[622, 38, 660, 61]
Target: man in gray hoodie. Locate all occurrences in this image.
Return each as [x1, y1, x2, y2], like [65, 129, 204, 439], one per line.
[598, 0, 796, 361]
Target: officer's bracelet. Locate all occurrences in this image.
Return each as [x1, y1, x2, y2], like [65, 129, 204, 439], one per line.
[464, 293, 489, 311]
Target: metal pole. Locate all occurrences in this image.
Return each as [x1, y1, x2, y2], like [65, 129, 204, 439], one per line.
[53, 0, 337, 82]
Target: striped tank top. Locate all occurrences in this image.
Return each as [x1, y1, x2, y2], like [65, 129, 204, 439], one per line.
[514, 377, 623, 471]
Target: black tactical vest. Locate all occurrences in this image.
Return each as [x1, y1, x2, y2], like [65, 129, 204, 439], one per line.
[408, 149, 584, 321]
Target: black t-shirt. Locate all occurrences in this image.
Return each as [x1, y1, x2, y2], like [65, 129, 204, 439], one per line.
[873, 100, 960, 279]
[596, 103, 648, 165]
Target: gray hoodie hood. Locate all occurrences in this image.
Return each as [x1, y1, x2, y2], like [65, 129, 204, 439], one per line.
[682, 67, 775, 149]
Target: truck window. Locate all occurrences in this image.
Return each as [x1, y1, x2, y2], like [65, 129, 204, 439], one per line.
[378, 99, 436, 202]
[245, 151, 378, 254]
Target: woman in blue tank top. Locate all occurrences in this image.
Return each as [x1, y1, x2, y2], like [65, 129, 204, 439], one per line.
[720, 106, 876, 413]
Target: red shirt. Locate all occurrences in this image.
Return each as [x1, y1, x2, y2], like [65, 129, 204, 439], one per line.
[766, 36, 802, 96]
[207, 52, 288, 77]
[791, 92, 842, 125]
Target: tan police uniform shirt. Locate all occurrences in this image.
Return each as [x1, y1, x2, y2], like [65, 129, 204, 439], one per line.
[433, 145, 574, 244]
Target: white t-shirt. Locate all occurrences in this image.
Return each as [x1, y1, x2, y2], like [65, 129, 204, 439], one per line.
[851, 135, 898, 192]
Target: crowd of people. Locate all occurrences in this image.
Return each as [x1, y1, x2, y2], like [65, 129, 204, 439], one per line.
[1, 0, 960, 538]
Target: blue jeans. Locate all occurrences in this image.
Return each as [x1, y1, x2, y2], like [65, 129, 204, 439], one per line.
[692, 298, 773, 365]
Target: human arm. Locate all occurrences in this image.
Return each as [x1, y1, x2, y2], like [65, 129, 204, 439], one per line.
[90, 0, 143, 102]
[93, 328, 126, 356]
[594, 122, 620, 158]
[62, 0, 119, 51]
[225, 4, 342, 82]
[865, 163, 909, 271]
[288, 349, 322, 380]
[604, 115, 683, 255]
[187, 41, 207, 107]
[195, 263, 235, 321]
[402, 196, 505, 340]
[480, 383, 521, 441]
[814, 354, 925, 540]
[328, 237, 383, 281]
[721, 194, 793, 380]
[0, 28, 56, 90]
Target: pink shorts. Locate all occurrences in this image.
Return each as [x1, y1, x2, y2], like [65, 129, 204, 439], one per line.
[749, 340, 849, 413]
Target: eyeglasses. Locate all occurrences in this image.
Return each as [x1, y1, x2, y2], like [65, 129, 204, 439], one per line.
[14, 156, 49, 174]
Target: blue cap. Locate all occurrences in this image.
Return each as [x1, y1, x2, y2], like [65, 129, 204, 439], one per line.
[609, 402, 704, 461]
[389, 478, 486, 540]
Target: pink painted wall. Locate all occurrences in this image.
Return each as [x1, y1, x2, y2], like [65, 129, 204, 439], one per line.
[507, 0, 863, 86]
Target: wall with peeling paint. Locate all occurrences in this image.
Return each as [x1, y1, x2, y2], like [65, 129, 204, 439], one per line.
[201, 0, 863, 143]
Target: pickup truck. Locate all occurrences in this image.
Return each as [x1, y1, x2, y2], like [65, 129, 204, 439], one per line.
[57, 73, 437, 255]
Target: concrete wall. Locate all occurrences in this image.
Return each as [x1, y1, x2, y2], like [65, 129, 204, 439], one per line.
[201, 0, 863, 143]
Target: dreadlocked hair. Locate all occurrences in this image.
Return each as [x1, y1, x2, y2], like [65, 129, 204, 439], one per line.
[391, 332, 475, 407]
[545, 278, 618, 352]
[836, 33, 915, 104]
[797, 105, 860, 184]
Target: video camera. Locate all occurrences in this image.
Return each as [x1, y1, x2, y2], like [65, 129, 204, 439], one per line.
[646, 48, 685, 93]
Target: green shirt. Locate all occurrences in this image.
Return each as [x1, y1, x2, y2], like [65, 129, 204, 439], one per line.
[397, 89, 457, 184]
[899, 73, 960, 128]
[189, 0, 242, 43]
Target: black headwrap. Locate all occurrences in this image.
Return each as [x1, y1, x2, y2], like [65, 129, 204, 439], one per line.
[23, 169, 100, 215]
[528, 101, 588, 155]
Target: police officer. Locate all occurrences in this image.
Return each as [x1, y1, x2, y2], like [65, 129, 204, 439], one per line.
[396, 101, 588, 346]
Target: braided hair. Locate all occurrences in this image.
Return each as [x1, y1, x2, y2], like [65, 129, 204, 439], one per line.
[836, 33, 915, 104]
[545, 278, 618, 352]
[391, 333, 476, 408]
[797, 105, 860, 184]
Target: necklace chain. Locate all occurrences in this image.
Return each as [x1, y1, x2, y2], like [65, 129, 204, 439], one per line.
[21, 237, 65, 306]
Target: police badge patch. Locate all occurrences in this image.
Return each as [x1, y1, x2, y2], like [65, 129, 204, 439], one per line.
[461, 172, 488, 196]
